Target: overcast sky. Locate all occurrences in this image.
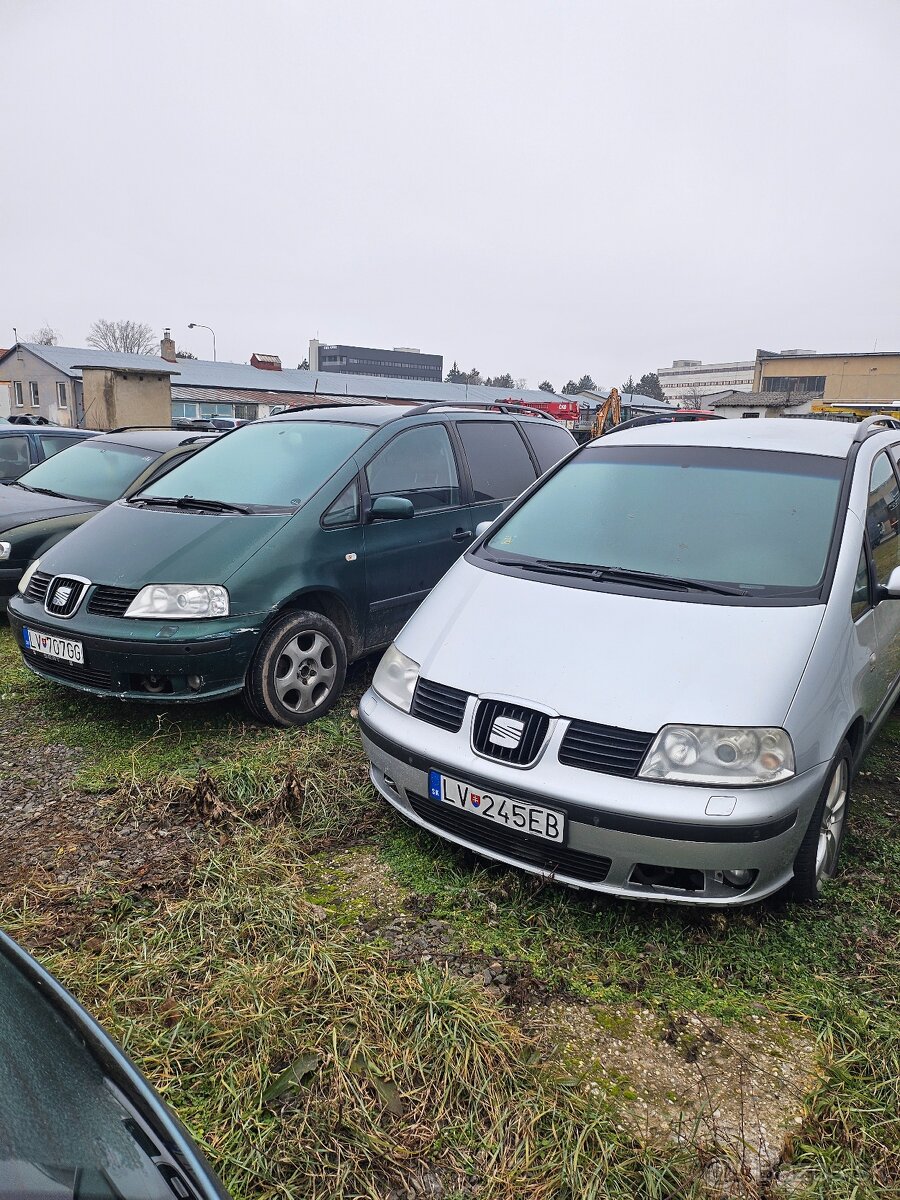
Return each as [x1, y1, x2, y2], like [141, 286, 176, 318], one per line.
[3, 0, 899, 388]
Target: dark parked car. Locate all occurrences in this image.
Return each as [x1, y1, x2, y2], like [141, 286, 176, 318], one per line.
[0, 429, 216, 609]
[0, 928, 227, 1199]
[7, 403, 576, 725]
[0, 424, 98, 484]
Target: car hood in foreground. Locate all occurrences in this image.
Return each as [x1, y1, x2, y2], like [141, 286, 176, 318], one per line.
[0, 484, 99, 531]
[395, 559, 827, 731]
[34, 499, 295, 591]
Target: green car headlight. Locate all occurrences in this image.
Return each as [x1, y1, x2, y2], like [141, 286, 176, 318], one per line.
[125, 584, 230, 619]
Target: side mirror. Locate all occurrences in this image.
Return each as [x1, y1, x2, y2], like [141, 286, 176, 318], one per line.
[370, 495, 414, 521]
[883, 565, 900, 599]
[475, 521, 493, 538]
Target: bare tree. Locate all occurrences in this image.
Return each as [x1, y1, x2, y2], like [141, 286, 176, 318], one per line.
[680, 387, 704, 410]
[30, 325, 59, 346]
[86, 318, 156, 355]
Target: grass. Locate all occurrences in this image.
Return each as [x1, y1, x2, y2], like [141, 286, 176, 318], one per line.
[1, 624, 899, 1197]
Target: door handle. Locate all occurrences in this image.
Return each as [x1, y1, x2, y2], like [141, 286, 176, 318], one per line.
[869, 652, 877, 671]
[451, 528, 473, 542]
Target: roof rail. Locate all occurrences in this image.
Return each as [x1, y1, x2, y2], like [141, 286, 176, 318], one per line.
[409, 400, 556, 421]
[107, 425, 176, 434]
[852, 414, 900, 442]
[269, 401, 376, 414]
[179, 433, 219, 445]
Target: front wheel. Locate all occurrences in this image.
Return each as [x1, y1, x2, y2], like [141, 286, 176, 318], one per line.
[788, 742, 851, 902]
[244, 610, 347, 727]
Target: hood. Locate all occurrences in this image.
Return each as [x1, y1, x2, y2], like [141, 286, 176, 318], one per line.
[396, 559, 826, 731]
[36, 499, 294, 590]
[0, 484, 97, 531]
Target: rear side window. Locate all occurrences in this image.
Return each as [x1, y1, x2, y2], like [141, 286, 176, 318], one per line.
[866, 452, 900, 587]
[38, 434, 77, 459]
[457, 421, 537, 502]
[521, 421, 575, 474]
[0, 434, 31, 477]
[366, 424, 460, 514]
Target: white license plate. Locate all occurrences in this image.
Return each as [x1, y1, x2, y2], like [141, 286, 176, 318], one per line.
[428, 770, 565, 843]
[23, 627, 84, 665]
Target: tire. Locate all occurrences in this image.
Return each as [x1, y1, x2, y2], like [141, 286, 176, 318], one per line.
[788, 741, 851, 903]
[243, 610, 347, 728]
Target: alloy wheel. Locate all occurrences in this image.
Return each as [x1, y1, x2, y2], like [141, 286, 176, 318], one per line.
[815, 758, 848, 888]
[273, 631, 337, 713]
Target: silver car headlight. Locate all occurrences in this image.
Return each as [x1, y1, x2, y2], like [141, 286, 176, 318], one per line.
[372, 644, 420, 712]
[639, 725, 795, 786]
[0, 541, 10, 562]
[125, 584, 230, 619]
[17, 558, 42, 594]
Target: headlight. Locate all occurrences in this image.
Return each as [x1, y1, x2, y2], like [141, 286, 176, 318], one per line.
[372, 644, 420, 712]
[0, 542, 10, 562]
[17, 558, 42, 594]
[639, 725, 795, 786]
[125, 584, 230, 619]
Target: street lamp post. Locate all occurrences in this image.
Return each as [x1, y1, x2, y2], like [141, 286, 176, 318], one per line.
[187, 322, 216, 362]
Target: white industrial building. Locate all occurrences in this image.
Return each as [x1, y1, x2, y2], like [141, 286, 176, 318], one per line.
[657, 359, 754, 405]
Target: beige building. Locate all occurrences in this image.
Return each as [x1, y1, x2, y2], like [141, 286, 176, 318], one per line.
[754, 350, 900, 405]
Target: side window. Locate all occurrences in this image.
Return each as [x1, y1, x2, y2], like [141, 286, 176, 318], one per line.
[457, 421, 537, 502]
[322, 479, 359, 528]
[851, 544, 871, 621]
[0, 435, 32, 478]
[38, 434, 75, 460]
[866, 452, 900, 587]
[522, 422, 575, 474]
[366, 425, 460, 514]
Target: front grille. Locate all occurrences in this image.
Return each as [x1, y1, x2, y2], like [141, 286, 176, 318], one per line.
[23, 648, 115, 691]
[24, 571, 52, 604]
[558, 719, 654, 778]
[410, 678, 469, 732]
[88, 585, 140, 617]
[44, 575, 87, 617]
[472, 698, 549, 766]
[408, 792, 611, 884]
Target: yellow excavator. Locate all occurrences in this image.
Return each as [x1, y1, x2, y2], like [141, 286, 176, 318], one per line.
[590, 387, 622, 439]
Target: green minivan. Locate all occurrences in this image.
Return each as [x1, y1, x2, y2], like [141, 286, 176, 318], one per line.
[7, 404, 575, 725]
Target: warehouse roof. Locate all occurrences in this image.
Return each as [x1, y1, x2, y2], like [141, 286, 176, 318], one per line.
[707, 389, 807, 409]
[1, 343, 560, 407]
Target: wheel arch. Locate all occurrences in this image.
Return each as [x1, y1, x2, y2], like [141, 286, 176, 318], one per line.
[270, 588, 362, 659]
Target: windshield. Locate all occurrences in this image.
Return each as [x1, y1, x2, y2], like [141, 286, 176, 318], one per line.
[140, 420, 373, 509]
[484, 445, 845, 595]
[17, 441, 157, 502]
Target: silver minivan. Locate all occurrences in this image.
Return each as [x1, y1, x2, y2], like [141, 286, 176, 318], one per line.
[359, 417, 900, 906]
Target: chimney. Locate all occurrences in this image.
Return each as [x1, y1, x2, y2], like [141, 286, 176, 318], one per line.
[160, 328, 176, 362]
[250, 353, 282, 372]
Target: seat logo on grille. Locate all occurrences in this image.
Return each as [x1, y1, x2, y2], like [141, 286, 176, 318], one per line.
[50, 583, 73, 609]
[489, 715, 525, 748]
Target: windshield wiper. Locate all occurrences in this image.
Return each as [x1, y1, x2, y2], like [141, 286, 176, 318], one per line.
[131, 495, 252, 514]
[521, 559, 747, 596]
[11, 483, 68, 499]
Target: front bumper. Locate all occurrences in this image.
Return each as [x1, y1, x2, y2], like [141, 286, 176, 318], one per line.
[7, 596, 262, 702]
[358, 690, 830, 907]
